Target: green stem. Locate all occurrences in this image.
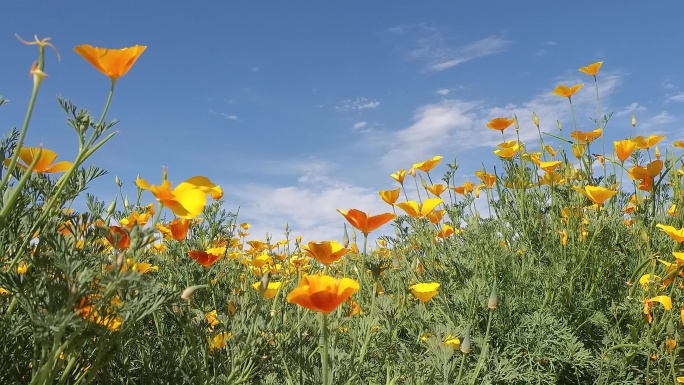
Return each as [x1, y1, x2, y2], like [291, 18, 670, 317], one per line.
[322, 313, 329, 385]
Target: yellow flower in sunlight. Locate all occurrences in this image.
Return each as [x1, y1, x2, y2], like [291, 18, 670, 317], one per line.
[443, 335, 461, 350]
[188, 248, 223, 267]
[475, 170, 496, 188]
[390, 169, 406, 184]
[578, 61, 603, 77]
[571, 144, 586, 159]
[572, 185, 618, 205]
[453, 181, 476, 196]
[614, 139, 636, 163]
[570, 129, 602, 144]
[74, 44, 146, 79]
[395, 198, 443, 219]
[136, 173, 221, 219]
[657, 224, 684, 243]
[674, 140, 684, 148]
[337, 209, 396, 235]
[558, 230, 568, 246]
[644, 295, 672, 311]
[5, 147, 72, 174]
[493, 141, 520, 158]
[286, 274, 359, 314]
[346, 298, 363, 316]
[16, 261, 28, 275]
[436, 224, 454, 239]
[252, 281, 282, 299]
[409, 282, 440, 303]
[425, 183, 448, 197]
[628, 160, 663, 180]
[205, 310, 220, 327]
[537, 160, 562, 173]
[541, 172, 566, 186]
[209, 331, 232, 351]
[544, 145, 558, 157]
[486, 117, 515, 132]
[379, 188, 401, 205]
[426, 209, 446, 225]
[129, 259, 158, 274]
[552, 84, 583, 98]
[412, 156, 443, 173]
[157, 218, 191, 241]
[668, 204, 678, 217]
[632, 135, 665, 150]
[302, 240, 350, 265]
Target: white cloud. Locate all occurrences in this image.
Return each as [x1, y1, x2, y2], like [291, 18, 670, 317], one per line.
[209, 110, 238, 120]
[666, 93, 684, 103]
[336, 97, 380, 112]
[353, 121, 368, 129]
[648, 111, 674, 125]
[436, 89, 450, 96]
[614, 102, 645, 117]
[430, 37, 511, 71]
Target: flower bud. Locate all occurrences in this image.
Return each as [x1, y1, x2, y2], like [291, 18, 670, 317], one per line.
[115, 175, 122, 188]
[460, 329, 471, 354]
[106, 198, 117, 217]
[631, 114, 636, 127]
[181, 284, 208, 301]
[533, 112, 539, 128]
[488, 282, 498, 310]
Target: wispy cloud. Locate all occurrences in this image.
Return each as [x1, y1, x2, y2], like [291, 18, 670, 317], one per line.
[353, 121, 368, 130]
[436, 89, 450, 95]
[387, 24, 511, 72]
[666, 92, 684, 103]
[209, 110, 238, 120]
[614, 102, 645, 118]
[336, 97, 380, 112]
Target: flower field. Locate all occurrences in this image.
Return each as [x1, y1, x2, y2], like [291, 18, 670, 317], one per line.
[4, 36, 684, 385]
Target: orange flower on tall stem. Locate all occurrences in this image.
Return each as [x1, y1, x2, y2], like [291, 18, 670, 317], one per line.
[486, 117, 515, 132]
[395, 198, 443, 219]
[412, 156, 443, 173]
[552, 84, 583, 99]
[188, 248, 224, 267]
[579, 61, 603, 77]
[286, 274, 359, 314]
[572, 185, 618, 205]
[614, 139, 637, 163]
[5, 147, 72, 174]
[302, 241, 350, 265]
[74, 44, 146, 79]
[379, 188, 400, 205]
[137, 171, 222, 219]
[336, 209, 395, 235]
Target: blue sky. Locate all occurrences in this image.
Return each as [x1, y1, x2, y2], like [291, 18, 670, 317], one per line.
[2, 1, 683, 241]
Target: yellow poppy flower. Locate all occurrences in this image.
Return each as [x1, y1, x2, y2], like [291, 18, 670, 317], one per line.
[538, 160, 562, 173]
[5, 147, 72, 174]
[572, 185, 618, 205]
[475, 171, 496, 188]
[74, 44, 146, 79]
[301, 240, 350, 265]
[570, 129, 602, 143]
[632, 135, 665, 149]
[409, 282, 440, 303]
[412, 156, 443, 173]
[252, 281, 282, 299]
[657, 224, 684, 243]
[395, 198, 443, 218]
[379, 188, 400, 205]
[486, 117, 515, 132]
[424, 183, 448, 197]
[614, 139, 636, 163]
[208, 331, 232, 351]
[286, 274, 359, 314]
[137, 173, 221, 219]
[390, 170, 406, 184]
[644, 295, 672, 311]
[552, 84, 583, 98]
[205, 310, 220, 327]
[578, 61, 603, 76]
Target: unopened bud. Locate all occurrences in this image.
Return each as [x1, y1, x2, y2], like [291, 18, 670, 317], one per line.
[124, 196, 130, 210]
[115, 175, 122, 188]
[513, 114, 519, 133]
[488, 282, 498, 310]
[106, 198, 117, 217]
[533, 112, 539, 128]
[460, 329, 471, 354]
[557, 120, 562, 133]
[631, 114, 636, 127]
[181, 284, 208, 301]
[343, 224, 350, 248]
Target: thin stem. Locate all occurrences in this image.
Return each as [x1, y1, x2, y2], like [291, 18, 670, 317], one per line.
[322, 313, 329, 385]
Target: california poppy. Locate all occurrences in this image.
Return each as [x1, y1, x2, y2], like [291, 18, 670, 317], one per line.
[409, 282, 440, 303]
[572, 185, 618, 205]
[74, 44, 146, 79]
[412, 156, 443, 173]
[337, 209, 395, 235]
[552, 84, 583, 98]
[614, 139, 636, 163]
[390, 170, 406, 184]
[632, 135, 665, 150]
[379, 188, 401, 205]
[137, 173, 222, 219]
[486, 117, 515, 132]
[578, 61, 603, 77]
[424, 183, 448, 197]
[252, 281, 282, 299]
[5, 147, 72, 174]
[106, 226, 130, 249]
[395, 198, 443, 218]
[657, 224, 684, 243]
[188, 248, 223, 267]
[301, 240, 350, 265]
[286, 274, 359, 314]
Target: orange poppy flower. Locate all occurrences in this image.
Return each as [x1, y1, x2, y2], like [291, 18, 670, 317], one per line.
[395, 198, 443, 218]
[106, 226, 130, 249]
[486, 117, 515, 132]
[379, 188, 400, 205]
[157, 218, 191, 241]
[74, 44, 146, 79]
[614, 139, 636, 163]
[188, 248, 223, 267]
[412, 156, 443, 173]
[424, 183, 448, 197]
[337, 209, 396, 235]
[453, 181, 476, 195]
[301, 240, 350, 265]
[570, 129, 602, 143]
[286, 274, 359, 314]
[578, 61, 603, 77]
[5, 147, 72, 174]
[409, 282, 440, 303]
[537, 161, 562, 173]
[628, 160, 663, 180]
[572, 185, 618, 205]
[552, 84, 583, 98]
[475, 171, 496, 188]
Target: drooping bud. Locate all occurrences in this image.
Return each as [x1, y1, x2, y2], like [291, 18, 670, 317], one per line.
[488, 281, 498, 310]
[460, 329, 471, 354]
[181, 284, 208, 301]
